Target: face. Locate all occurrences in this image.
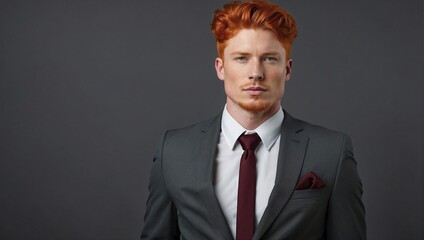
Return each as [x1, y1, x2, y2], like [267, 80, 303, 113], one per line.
[215, 28, 292, 116]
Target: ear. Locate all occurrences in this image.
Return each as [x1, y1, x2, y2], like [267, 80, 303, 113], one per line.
[215, 57, 225, 81]
[285, 59, 293, 81]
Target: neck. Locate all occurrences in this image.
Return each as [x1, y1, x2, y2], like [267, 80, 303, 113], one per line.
[226, 101, 280, 130]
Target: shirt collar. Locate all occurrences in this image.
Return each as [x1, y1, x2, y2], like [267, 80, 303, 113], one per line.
[221, 105, 284, 151]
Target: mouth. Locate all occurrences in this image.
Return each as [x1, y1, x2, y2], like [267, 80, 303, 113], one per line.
[243, 86, 267, 96]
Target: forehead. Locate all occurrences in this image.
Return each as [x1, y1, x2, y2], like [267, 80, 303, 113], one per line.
[224, 28, 285, 55]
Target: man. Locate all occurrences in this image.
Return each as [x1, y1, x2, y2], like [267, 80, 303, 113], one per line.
[141, 1, 366, 239]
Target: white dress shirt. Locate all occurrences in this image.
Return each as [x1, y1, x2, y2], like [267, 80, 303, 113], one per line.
[214, 106, 284, 238]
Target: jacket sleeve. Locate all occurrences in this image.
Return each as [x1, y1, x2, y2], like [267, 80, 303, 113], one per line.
[326, 134, 367, 240]
[140, 131, 180, 239]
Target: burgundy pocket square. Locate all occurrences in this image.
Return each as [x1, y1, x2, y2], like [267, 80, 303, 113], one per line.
[295, 172, 325, 190]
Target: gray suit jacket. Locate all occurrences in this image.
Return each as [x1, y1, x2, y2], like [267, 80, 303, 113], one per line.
[141, 111, 366, 239]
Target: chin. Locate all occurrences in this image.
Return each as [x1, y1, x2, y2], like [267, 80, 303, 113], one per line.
[239, 101, 271, 113]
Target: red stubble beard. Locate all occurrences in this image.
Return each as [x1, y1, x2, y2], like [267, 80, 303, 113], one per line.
[238, 83, 271, 112]
[239, 99, 270, 112]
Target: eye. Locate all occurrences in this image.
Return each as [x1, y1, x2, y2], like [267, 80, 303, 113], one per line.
[235, 56, 248, 62]
[263, 56, 278, 62]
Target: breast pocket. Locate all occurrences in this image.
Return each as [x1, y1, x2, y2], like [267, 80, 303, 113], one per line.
[290, 187, 327, 199]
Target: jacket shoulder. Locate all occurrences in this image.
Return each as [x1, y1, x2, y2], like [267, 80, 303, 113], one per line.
[284, 111, 349, 143]
[163, 114, 221, 142]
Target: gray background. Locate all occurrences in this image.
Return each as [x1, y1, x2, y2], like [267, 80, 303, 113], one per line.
[1, 0, 423, 239]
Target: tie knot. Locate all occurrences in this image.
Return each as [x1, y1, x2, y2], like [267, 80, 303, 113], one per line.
[238, 133, 261, 151]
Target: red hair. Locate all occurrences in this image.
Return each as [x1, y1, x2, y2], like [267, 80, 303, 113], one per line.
[211, 0, 297, 60]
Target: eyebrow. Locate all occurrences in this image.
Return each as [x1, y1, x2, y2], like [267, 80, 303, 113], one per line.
[261, 51, 281, 56]
[230, 51, 251, 56]
[229, 51, 281, 56]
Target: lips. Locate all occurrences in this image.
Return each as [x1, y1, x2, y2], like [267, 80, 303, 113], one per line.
[244, 86, 266, 96]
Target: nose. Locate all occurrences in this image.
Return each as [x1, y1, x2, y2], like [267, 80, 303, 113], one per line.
[248, 60, 264, 81]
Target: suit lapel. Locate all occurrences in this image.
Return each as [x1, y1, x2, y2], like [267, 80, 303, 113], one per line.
[195, 114, 234, 240]
[253, 112, 309, 239]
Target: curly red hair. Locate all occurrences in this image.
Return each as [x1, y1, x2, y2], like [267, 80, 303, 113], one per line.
[211, 0, 297, 60]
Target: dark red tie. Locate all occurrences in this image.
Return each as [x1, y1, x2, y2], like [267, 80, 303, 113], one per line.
[236, 133, 261, 240]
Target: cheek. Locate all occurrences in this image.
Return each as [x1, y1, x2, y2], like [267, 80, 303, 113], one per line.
[266, 66, 286, 78]
[269, 76, 287, 97]
[224, 69, 244, 86]
[268, 71, 286, 87]
[223, 78, 238, 95]
[226, 67, 244, 79]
